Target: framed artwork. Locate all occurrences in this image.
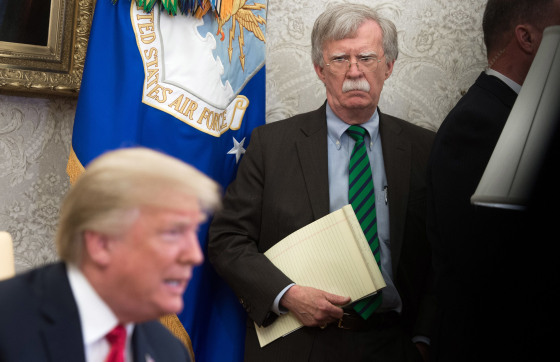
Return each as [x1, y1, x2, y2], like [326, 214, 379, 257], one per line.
[0, 0, 95, 97]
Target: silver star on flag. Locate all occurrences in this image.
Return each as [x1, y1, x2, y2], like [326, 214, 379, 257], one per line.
[227, 137, 246, 164]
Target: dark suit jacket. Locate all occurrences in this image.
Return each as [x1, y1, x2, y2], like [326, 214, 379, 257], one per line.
[0, 263, 191, 362]
[427, 72, 531, 361]
[209, 103, 436, 361]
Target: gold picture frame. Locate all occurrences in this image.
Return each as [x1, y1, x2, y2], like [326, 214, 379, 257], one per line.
[0, 0, 96, 97]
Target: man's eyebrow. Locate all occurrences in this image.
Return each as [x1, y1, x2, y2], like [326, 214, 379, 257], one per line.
[180, 213, 208, 225]
[329, 50, 379, 58]
[329, 52, 348, 58]
[358, 50, 379, 57]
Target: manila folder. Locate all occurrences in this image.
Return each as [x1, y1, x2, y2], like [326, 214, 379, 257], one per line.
[255, 204, 386, 347]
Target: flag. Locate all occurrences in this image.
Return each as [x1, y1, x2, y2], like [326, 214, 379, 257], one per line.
[69, 1, 267, 361]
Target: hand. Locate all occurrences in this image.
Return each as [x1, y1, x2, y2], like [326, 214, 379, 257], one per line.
[279, 285, 351, 327]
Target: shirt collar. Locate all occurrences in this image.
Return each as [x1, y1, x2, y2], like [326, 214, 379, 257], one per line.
[486, 68, 522, 94]
[326, 103, 380, 145]
[66, 263, 134, 345]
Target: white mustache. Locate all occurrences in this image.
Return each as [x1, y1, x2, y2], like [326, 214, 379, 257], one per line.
[342, 78, 370, 93]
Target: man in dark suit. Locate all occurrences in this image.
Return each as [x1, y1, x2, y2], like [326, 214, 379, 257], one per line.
[208, 4, 435, 361]
[426, 1, 560, 361]
[0, 147, 221, 362]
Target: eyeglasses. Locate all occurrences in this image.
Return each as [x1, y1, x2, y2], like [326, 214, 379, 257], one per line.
[325, 55, 383, 74]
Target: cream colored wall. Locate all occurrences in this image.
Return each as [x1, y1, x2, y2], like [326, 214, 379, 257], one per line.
[0, 0, 487, 273]
[0, 95, 75, 272]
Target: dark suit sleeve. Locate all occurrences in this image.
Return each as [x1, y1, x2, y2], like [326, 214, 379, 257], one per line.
[426, 79, 520, 293]
[393, 121, 437, 340]
[208, 126, 294, 327]
[409, 128, 437, 340]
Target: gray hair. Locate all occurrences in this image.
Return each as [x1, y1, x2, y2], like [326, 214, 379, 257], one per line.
[311, 3, 399, 67]
[56, 147, 221, 263]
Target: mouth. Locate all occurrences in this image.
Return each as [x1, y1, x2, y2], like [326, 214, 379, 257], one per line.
[343, 89, 367, 94]
[164, 278, 188, 294]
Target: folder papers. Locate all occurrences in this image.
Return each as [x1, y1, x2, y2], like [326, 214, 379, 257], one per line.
[255, 204, 386, 347]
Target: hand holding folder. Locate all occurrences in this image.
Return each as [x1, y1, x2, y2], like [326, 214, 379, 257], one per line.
[279, 284, 351, 327]
[255, 205, 386, 347]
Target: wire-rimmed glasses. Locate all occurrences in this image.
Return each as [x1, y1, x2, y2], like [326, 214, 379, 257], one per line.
[325, 55, 383, 74]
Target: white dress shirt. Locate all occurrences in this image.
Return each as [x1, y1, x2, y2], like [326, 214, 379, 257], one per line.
[67, 263, 134, 362]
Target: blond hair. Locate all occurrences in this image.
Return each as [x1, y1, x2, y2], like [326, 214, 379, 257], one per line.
[56, 147, 221, 263]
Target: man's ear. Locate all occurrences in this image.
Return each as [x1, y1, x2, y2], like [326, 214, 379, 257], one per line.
[83, 230, 112, 266]
[515, 24, 541, 55]
[314, 63, 326, 83]
[384, 59, 395, 80]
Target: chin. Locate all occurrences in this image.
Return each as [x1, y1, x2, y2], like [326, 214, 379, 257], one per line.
[158, 299, 184, 316]
[168, 302, 184, 315]
[345, 102, 373, 110]
[341, 95, 372, 105]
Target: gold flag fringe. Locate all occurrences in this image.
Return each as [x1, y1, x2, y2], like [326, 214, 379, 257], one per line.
[66, 147, 85, 185]
[112, 0, 226, 19]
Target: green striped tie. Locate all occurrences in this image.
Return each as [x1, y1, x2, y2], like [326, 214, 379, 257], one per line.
[347, 125, 382, 319]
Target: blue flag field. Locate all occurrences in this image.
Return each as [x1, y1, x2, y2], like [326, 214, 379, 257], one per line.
[69, 1, 267, 361]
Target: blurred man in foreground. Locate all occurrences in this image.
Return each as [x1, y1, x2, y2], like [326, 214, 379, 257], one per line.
[0, 147, 220, 362]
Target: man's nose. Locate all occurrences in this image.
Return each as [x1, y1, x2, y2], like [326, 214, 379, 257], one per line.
[347, 61, 363, 75]
[178, 234, 204, 266]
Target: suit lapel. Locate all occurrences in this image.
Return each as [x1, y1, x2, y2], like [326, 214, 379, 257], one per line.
[379, 112, 411, 273]
[295, 104, 330, 220]
[132, 324, 158, 362]
[132, 325, 149, 362]
[38, 263, 86, 362]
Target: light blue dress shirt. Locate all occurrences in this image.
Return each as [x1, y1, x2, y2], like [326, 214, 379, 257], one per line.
[326, 104, 401, 314]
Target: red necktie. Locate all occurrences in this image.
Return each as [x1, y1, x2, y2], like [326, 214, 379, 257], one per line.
[105, 325, 127, 362]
